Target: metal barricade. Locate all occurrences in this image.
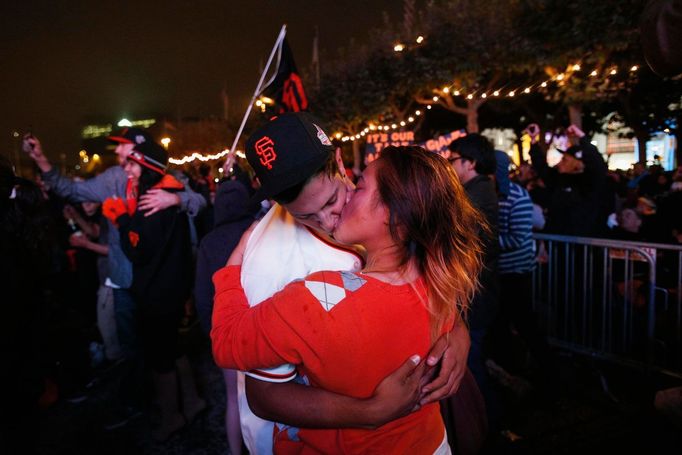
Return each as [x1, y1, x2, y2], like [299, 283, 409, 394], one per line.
[531, 233, 682, 379]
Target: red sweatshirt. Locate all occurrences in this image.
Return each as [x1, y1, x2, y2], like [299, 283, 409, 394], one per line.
[211, 265, 450, 454]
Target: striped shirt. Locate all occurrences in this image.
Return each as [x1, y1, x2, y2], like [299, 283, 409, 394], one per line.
[499, 182, 535, 274]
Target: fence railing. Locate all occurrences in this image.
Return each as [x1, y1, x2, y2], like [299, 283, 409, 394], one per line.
[531, 233, 682, 379]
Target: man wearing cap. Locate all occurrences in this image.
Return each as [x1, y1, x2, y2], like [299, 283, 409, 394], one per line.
[22, 129, 205, 427]
[213, 112, 471, 454]
[528, 124, 611, 237]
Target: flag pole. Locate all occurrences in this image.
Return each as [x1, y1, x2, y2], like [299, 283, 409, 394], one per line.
[227, 24, 287, 165]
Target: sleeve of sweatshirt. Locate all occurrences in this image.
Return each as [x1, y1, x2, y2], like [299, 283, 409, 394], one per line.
[177, 185, 207, 217]
[211, 265, 322, 372]
[42, 166, 121, 203]
[499, 190, 534, 251]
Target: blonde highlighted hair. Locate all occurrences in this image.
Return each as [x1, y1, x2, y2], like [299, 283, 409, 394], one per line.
[375, 146, 486, 336]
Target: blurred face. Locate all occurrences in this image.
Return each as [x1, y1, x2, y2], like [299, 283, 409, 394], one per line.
[333, 161, 389, 247]
[447, 152, 476, 184]
[556, 154, 584, 174]
[283, 172, 353, 234]
[81, 201, 100, 216]
[115, 143, 135, 166]
[619, 208, 641, 233]
[123, 159, 142, 184]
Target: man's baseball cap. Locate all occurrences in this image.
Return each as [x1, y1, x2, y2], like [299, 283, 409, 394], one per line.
[128, 140, 168, 175]
[557, 146, 584, 160]
[107, 127, 153, 146]
[246, 112, 334, 200]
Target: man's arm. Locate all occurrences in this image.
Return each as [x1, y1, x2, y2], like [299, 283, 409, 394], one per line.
[23, 135, 119, 203]
[246, 355, 425, 430]
[419, 317, 470, 404]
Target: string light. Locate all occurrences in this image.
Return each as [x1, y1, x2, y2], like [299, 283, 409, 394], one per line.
[168, 149, 246, 165]
[394, 43, 405, 52]
[339, 61, 640, 141]
[416, 36, 424, 44]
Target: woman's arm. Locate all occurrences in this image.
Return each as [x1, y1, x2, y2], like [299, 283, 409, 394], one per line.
[211, 265, 305, 371]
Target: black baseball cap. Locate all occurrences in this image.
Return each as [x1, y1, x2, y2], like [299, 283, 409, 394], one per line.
[246, 112, 334, 200]
[128, 141, 168, 175]
[557, 146, 584, 160]
[107, 127, 153, 146]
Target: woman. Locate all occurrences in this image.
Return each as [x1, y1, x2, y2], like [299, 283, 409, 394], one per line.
[212, 146, 484, 453]
[103, 141, 205, 441]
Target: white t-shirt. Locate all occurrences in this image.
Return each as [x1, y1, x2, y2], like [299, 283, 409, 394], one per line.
[238, 204, 363, 455]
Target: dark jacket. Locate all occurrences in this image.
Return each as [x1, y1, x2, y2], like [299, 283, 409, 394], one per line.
[195, 180, 259, 334]
[530, 136, 612, 237]
[463, 175, 500, 330]
[118, 175, 192, 315]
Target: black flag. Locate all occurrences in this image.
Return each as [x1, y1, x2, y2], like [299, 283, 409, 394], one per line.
[263, 38, 309, 112]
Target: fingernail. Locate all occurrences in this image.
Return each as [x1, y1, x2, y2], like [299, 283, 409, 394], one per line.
[427, 356, 437, 366]
[410, 355, 421, 365]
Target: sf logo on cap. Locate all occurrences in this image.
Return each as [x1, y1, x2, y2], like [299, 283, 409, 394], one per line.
[255, 136, 277, 170]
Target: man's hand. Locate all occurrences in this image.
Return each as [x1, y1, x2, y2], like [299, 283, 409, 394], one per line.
[524, 123, 541, 144]
[566, 124, 586, 139]
[63, 204, 78, 221]
[227, 222, 258, 266]
[22, 134, 52, 172]
[138, 189, 181, 216]
[365, 355, 425, 428]
[419, 320, 470, 405]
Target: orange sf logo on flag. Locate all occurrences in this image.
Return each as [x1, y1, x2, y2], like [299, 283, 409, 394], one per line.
[255, 136, 277, 170]
[282, 73, 308, 112]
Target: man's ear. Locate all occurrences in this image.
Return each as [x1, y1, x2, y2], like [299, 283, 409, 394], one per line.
[335, 147, 347, 177]
[467, 159, 477, 172]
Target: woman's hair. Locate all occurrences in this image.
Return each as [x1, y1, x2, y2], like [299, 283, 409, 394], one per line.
[137, 165, 165, 196]
[375, 146, 486, 336]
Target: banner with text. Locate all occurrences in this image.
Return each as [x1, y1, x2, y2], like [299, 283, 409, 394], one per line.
[365, 129, 467, 163]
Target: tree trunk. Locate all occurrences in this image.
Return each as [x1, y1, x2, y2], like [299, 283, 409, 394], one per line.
[568, 104, 583, 129]
[352, 140, 362, 174]
[466, 102, 479, 133]
[636, 131, 649, 164]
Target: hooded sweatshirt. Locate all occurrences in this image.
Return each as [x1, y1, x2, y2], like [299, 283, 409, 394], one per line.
[195, 180, 259, 334]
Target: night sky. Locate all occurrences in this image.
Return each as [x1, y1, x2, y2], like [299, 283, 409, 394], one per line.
[2, 0, 400, 164]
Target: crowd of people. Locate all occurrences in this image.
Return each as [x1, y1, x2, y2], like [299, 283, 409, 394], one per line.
[1, 112, 680, 453]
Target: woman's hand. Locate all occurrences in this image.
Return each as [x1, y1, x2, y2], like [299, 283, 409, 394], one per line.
[227, 221, 258, 266]
[419, 320, 470, 405]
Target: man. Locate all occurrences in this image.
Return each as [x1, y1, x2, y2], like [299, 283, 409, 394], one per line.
[447, 133, 500, 431]
[225, 113, 471, 454]
[528, 123, 612, 237]
[22, 128, 206, 428]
